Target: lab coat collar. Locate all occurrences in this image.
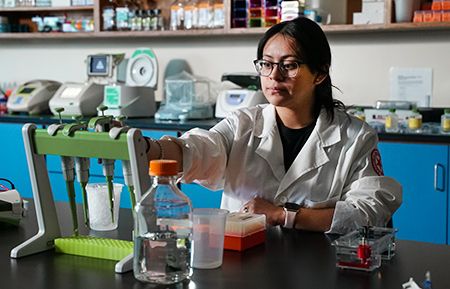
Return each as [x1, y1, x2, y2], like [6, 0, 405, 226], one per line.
[255, 104, 342, 193]
[280, 109, 342, 193]
[254, 104, 285, 182]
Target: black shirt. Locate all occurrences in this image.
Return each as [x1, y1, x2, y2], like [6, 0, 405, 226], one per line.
[276, 115, 316, 172]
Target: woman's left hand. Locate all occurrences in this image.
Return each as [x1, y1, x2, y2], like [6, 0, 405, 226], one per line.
[239, 197, 285, 226]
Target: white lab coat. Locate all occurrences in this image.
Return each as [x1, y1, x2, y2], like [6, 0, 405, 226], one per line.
[163, 104, 402, 234]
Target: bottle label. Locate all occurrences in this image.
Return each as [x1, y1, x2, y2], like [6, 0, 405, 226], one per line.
[444, 119, 450, 131]
[116, 7, 129, 21]
[409, 118, 422, 130]
[385, 117, 392, 128]
[356, 115, 366, 121]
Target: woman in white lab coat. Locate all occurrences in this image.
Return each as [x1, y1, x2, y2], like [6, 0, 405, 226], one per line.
[146, 17, 402, 235]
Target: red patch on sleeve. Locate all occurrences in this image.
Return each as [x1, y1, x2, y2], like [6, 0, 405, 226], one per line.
[371, 149, 384, 176]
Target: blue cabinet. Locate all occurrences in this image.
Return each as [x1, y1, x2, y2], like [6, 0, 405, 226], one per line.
[378, 142, 448, 244]
[0, 122, 222, 211]
[0, 123, 34, 197]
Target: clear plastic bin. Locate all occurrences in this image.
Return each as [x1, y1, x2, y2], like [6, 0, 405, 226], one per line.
[332, 227, 398, 271]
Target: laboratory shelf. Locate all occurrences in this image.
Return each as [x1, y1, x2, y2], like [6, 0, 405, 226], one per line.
[0, 5, 93, 11]
[3, 22, 450, 40]
[2, 0, 450, 40]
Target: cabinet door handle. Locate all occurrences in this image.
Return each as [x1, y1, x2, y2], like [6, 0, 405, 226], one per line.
[434, 163, 445, 191]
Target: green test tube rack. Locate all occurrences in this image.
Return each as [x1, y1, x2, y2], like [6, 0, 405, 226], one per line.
[10, 123, 152, 273]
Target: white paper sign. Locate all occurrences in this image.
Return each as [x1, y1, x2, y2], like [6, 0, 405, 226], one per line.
[389, 67, 433, 107]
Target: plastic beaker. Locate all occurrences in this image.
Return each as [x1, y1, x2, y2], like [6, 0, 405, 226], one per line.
[86, 183, 123, 231]
[394, 0, 421, 22]
[192, 208, 229, 269]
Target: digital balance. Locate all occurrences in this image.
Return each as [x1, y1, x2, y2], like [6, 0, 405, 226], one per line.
[49, 53, 127, 117]
[102, 48, 157, 118]
[215, 73, 266, 118]
[6, 80, 62, 115]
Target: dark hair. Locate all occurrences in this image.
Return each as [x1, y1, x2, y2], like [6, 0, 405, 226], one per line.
[257, 17, 345, 122]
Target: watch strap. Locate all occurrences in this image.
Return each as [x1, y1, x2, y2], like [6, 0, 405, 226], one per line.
[283, 207, 299, 229]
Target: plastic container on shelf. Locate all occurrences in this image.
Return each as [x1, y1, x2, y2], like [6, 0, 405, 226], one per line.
[432, 0, 442, 10]
[249, 0, 263, 8]
[213, 0, 224, 28]
[231, 0, 248, 27]
[198, 0, 214, 28]
[432, 10, 442, 21]
[115, 0, 130, 31]
[423, 10, 433, 22]
[184, 0, 199, 29]
[232, 18, 247, 27]
[170, 0, 185, 30]
[385, 108, 399, 133]
[442, 10, 450, 21]
[152, 9, 163, 30]
[233, 8, 248, 18]
[441, 108, 450, 134]
[264, 17, 278, 27]
[248, 17, 264, 27]
[443, 0, 450, 9]
[408, 108, 422, 133]
[354, 107, 366, 121]
[130, 9, 144, 31]
[143, 9, 152, 31]
[413, 10, 424, 22]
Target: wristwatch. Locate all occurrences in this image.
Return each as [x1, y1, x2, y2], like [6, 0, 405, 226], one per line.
[283, 202, 300, 229]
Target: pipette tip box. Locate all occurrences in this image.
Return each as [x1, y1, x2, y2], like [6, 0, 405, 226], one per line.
[55, 235, 133, 261]
[224, 212, 266, 251]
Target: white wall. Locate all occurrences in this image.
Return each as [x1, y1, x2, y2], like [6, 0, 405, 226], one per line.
[1, 29, 450, 108]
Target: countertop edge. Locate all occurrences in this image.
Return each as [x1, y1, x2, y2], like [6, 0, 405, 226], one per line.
[2, 114, 450, 144]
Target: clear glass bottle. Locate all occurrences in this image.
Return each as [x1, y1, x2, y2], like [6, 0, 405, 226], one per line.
[213, 0, 224, 28]
[155, 8, 165, 30]
[115, 0, 130, 31]
[151, 9, 158, 30]
[129, 8, 139, 31]
[197, 0, 213, 28]
[170, 0, 185, 30]
[102, 2, 116, 31]
[143, 9, 152, 30]
[385, 108, 399, 133]
[354, 107, 366, 121]
[138, 9, 145, 30]
[409, 108, 422, 133]
[134, 160, 193, 284]
[441, 108, 450, 134]
[184, 0, 198, 29]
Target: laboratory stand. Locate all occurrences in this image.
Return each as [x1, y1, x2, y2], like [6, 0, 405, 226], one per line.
[10, 113, 151, 273]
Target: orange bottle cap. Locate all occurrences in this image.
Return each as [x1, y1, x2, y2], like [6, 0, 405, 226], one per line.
[149, 160, 178, 176]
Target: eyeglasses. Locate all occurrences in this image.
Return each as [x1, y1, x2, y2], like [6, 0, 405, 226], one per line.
[253, 59, 304, 78]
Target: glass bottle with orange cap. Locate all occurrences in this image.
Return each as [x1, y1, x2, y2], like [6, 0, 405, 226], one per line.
[133, 159, 193, 284]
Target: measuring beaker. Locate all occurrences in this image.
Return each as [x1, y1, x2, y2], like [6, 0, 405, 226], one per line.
[86, 183, 123, 231]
